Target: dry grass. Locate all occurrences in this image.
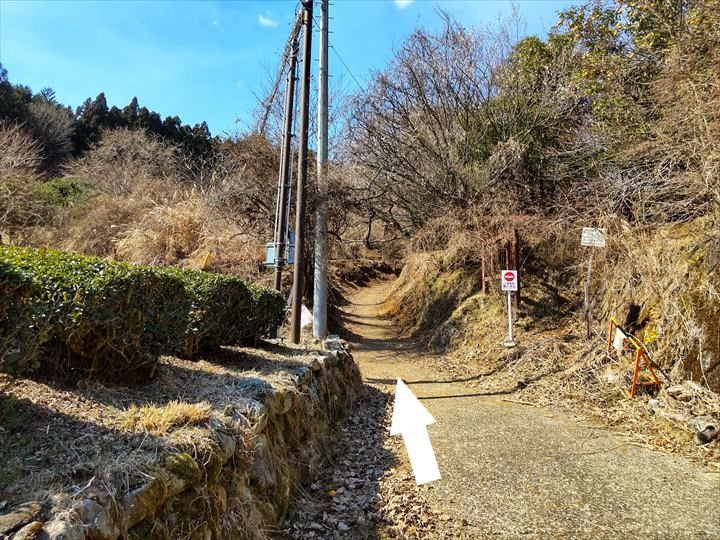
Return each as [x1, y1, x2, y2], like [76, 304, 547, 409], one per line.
[24, 179, 267, 280]
[385, 212, 720, 465]
[8, 127, 274, 282]
[46, 193, 152, 256]
[0, 344, 319, 511]
[391, 206, 719, 391]
[116, 198, 207, 265]
[114, 195, 266, 279]
[593, 217, 720, 390]
[120, 400, 213, 434]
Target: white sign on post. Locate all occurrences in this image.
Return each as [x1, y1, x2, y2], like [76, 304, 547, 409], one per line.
[580, 227, 606, 339]
[581, 227, 606, 248]
[501, 270, 518, 347]
[501, 270, 518, 292]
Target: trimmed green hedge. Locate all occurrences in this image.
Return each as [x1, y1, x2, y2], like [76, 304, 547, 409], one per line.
[0, 261, 47, 374]
[166, 268, 254, 356]
[247, 284, 286, 340]
[167, 269, 286, 356]
[0, 247, 287, 382]
[0, 246, 190, 381]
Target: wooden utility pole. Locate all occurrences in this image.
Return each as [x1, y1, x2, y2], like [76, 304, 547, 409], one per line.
[290, 0, 313, 344]
[313, 0, 329, 339]
[273, 35, 299, 292]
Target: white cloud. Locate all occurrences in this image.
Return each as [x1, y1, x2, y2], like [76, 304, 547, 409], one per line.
[258, 14, 278, 28]
[394, 0, 414, 9]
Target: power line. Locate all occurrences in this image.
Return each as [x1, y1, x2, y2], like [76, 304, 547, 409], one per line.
[258, 8, 304, 135]
[329, 44, 365, 93]
[310, 13, 365, 93]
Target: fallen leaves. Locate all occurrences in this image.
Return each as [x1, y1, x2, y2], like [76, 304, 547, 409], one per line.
[280, 385, 454, 538]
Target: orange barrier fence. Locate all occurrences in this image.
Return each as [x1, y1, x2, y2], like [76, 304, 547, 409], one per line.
[607, 317, 661, 398]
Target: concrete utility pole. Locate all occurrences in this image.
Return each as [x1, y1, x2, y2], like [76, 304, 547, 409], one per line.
[313, 0, 329, 339]
[290, 0, 313, 344]
[273, 36, 299, 292]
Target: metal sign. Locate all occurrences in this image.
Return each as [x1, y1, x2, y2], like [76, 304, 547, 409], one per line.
[501, 270, 518, 292]
[581, 227, 606, 248]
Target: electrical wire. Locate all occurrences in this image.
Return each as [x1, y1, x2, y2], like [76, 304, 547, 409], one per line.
[310, 11, 365, 93]
[329, 44, 365, 93]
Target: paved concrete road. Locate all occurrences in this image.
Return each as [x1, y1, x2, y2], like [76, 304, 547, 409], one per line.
[346, 281, 720, 539]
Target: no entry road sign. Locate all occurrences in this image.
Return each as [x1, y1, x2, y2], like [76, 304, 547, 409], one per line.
[501, 270, 518, 292]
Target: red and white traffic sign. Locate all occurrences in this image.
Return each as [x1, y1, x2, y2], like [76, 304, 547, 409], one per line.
[501, 270, 518, 292]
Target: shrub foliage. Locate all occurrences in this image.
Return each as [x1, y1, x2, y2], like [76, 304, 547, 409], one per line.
[247, 284, 286, 341]
[168, 268, 260, 356]
[0, 260, 46, 374]
[0, 246, 189, 380]
[0, 247, 285, 382]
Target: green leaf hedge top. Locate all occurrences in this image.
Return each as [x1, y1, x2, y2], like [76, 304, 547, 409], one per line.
[0, 246, 286, 383]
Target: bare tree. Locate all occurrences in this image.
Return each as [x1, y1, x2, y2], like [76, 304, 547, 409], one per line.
[344, 11, 592, 233]
[0, 122, 43, 242]
[67, 128, 180, 195]
[27, 100, 75, 172]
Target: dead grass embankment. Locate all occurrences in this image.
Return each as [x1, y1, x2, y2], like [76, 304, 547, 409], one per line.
[383, 215, 720, 466]
[0, 343, 363, 539]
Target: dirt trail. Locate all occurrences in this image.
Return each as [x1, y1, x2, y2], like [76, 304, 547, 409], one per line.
[345, 280, 720, 538]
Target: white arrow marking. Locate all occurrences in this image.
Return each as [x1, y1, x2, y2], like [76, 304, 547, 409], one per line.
[390, 378, 441, 485]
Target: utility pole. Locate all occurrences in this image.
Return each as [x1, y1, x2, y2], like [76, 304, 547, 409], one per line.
[273, 35, 299, 292]
[290, 0, 313, 344]
[313, 0, 329, 339]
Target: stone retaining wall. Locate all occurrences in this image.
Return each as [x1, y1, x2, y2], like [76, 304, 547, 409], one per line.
[3, 345, 361, 540]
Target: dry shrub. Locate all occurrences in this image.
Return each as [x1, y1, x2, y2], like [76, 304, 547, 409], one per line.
[40, 185, 266, 279]
[115, 193, 267, 280]
[605, 12, 720, 225]
[0, 121, 41, 178]
[67, 128, 179, 195]
[116, 198, 207, 265]
[410, 214, 463, 253]
[205, 232, 265, 280]
[383, 252, 454, 335]
[655, 5, 720, 206]
[208, 134, 279, 234]
[409, 209, 548, 273]
[0, 122, 43, 240]
[120, 400, 213, 434]
[47, 194, 152, 257]
[8, 127, 277, 283]
[41, 178, 188, 258]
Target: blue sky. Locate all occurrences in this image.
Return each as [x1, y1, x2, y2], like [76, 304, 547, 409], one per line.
[0, 0, 575, 137]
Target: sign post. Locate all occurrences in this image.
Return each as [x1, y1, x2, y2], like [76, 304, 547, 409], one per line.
[580, 227, 606, 339]
[501, 270, 518, 347]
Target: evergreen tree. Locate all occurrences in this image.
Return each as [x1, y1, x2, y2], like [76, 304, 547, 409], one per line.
[39, 87, 57, 104]
[122, 97, 139, 126]
[0, 65, 32, 122]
